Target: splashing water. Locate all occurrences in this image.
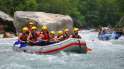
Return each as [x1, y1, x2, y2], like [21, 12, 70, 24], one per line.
[0, 30, 124, 69]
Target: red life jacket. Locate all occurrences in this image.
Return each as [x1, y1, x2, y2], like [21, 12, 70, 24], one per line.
[72, 35, 80, 38]
[19, 33, 28, 41]
[71, 32, 81, 38]
[42, 32, 49, 41]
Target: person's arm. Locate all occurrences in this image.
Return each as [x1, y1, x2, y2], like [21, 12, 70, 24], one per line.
[69, 35, 73, 38]
[18, 33, 22, 41]
[52, 36, 58, 42]
[27, 32, 32, 42]
[57, 36, 64, 41]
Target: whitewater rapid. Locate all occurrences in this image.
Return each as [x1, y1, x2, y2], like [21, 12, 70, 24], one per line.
[0, 30, 124, 69]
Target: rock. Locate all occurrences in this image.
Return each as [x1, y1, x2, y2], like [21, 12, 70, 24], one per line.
[14, 11, 73, 32]
[3, 32, 16, 38]
[0, 11, 16, 34]
[0, 11, 13, 21]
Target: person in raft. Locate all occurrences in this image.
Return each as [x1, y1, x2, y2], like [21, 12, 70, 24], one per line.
[27, 21, 36, 32]
[40, 26, 50, 41]
[49, 31, 58, 44]
[70, 27, 81, 38]
[56, 31, 64, 41]
[27, 26, 40, 45]
[38, 25, 50, 45]
[14, 27, 29, 48]
[63, 28, 71, 39]
[15, 25, 82, 46]
[19, 27, 29, 42]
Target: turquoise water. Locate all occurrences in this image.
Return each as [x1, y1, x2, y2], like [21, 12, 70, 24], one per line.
[0, 31, 124, 69]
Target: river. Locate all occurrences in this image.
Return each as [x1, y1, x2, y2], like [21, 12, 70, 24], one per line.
[0, 30, 124, 69]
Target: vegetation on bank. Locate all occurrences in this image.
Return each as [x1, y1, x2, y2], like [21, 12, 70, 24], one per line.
[0, 0, 124, 28]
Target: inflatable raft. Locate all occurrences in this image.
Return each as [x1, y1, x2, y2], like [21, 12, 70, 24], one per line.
[13, 38, 87, 54]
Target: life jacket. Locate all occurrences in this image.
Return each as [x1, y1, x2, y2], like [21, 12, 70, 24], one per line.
[63, 34, 70, 39]
[42, 32, 50, 41]
[19, 33, 28, 41]
[72, 33, 80, 38]
[29, 31, 39, 41]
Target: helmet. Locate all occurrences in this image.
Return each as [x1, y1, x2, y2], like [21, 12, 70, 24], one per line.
[50, 31, 55, 35]
[28, 22, 34, 25]
[31, 26, 37, 30]
[22, 27, 28, 32]
[57, 31, 63, 35]
[73, 27, 79, 32]
[41, 25, 48, 30]
[64, 28, 69, 32]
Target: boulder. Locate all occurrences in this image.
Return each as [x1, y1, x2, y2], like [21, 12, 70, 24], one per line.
[0, 11, 13, 21]
[0, 11, 16, 34]
[14, 11, 73, 32]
